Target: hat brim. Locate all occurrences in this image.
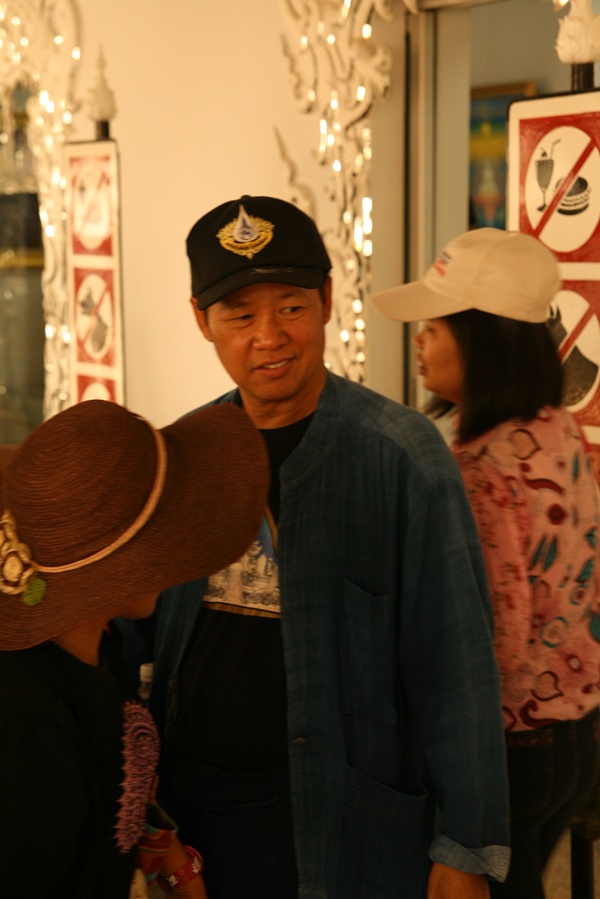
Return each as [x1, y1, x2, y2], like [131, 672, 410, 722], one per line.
[195, 266, 329, 309]
[371, 282, 471, 323]
[0, 403, 269, 650]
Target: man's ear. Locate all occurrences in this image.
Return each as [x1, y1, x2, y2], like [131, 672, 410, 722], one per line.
[322, 277, 333, 325]
[189, 297, 213, 342]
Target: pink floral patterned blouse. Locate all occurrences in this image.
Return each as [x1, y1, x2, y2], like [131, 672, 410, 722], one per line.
[453, 407, 600, 732]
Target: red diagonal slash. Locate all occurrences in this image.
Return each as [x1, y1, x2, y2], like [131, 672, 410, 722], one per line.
[557, 305, 594, 361]
[74, 166, 110, 239]
[82, 282, 110, 345]
[533, 138, 594, 239]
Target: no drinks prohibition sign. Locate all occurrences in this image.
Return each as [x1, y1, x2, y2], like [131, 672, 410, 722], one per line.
[508, 92, 600, 475]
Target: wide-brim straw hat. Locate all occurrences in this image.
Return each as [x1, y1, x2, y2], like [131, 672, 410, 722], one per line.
[0, 400, 268, 650]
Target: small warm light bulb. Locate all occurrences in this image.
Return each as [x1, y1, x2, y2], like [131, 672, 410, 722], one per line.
[356, 85, 367, 102]
[362, 24, 373, 39]
[333, 159, 342, 173]
[354, 223, 363, 250]
[340, 329, 350, 343]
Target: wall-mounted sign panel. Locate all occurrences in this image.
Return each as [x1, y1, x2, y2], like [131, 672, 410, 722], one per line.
[508, 90, 600, 478]
[65, 139, 125, 407]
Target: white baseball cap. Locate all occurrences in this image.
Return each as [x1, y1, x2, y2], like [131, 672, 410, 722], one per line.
[371, 228, 560, 323]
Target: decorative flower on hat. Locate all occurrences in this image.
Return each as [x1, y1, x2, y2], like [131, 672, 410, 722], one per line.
[0, 511, 46, 606]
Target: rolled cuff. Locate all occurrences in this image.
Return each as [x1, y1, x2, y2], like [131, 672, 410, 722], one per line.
[429, 834, 511, 882]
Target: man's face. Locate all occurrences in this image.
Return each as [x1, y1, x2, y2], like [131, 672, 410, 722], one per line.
[192, 280, 332, 427]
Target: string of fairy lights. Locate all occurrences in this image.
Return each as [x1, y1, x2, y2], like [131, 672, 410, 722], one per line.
[281, 0, 393, 382]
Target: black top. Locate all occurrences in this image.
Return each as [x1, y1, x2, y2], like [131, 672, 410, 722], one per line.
[167, 416, 311, 771]
[0, 632, 158, 898]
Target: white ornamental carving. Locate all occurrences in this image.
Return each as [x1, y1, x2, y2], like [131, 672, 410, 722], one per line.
[555, 0, 600, 65]
[279, 0, 396, 381]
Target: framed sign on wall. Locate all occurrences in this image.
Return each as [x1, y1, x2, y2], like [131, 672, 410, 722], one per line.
[507, 90, 600, 479]
[64, 139, 125, 405]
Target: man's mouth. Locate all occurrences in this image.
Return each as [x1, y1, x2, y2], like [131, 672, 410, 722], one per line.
[260, 360, 289, 370]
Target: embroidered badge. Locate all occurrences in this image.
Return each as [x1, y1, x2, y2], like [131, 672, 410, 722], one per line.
[217, 204, 274, 258]
[0, 511, 46, 606]
[432, 249, 452, 277]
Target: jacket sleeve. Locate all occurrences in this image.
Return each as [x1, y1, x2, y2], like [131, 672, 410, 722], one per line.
[398, 467, 510, 881]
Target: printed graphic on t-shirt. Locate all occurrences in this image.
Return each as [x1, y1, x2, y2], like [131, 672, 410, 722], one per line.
[203, 515, 280, 617]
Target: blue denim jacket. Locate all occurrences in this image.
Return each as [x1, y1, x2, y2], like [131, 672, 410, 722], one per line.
[147, 373, 510, 897]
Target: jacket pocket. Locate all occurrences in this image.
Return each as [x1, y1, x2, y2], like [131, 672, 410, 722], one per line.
[339, 579, 398, 726]
[336, 766, 431, 898]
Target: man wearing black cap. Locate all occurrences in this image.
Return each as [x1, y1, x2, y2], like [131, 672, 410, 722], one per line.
[133, 196, 510, 899]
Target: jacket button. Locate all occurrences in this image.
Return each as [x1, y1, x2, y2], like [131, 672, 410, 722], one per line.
[294, 736, 307, 746]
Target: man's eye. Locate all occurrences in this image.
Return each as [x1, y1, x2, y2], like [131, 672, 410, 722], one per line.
[228, 313, 251, 323]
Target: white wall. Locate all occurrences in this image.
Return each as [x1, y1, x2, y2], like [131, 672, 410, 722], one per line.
[471, 0, 571, 95]
[64, 0, 587, 424]
[70, 0, 322, 426]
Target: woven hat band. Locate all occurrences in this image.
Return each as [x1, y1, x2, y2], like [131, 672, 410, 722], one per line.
[0, 418, 167, 601]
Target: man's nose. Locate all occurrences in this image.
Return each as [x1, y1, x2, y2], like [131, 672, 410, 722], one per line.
[253, 313, 285, 348]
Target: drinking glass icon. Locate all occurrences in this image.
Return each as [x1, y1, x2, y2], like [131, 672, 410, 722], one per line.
[536, 140, 560, 212]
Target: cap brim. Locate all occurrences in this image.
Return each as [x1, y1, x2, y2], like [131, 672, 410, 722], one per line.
[196, 266, 328, 309]
[371, 281, 470, 323]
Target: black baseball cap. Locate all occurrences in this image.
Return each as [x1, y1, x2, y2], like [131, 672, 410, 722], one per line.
[186, 195, 332, 310]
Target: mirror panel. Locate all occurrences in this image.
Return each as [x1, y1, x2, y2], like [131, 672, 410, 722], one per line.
[0, 0, 82, 424]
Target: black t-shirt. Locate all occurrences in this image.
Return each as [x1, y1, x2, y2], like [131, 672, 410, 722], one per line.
[0, 632, 157, 898]
[168, 415, 311, 771]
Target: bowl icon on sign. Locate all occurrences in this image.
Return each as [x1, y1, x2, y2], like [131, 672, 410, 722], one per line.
[553, 176, 591, 215]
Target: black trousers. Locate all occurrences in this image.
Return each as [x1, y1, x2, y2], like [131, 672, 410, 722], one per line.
[490, 708, 600, 898]
[158, 754, 298, 899]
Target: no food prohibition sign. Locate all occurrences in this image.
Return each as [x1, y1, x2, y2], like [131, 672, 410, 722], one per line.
[508, 93, 600, 473]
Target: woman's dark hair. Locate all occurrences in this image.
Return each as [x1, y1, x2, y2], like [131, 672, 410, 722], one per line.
[426, 308, 563, 444]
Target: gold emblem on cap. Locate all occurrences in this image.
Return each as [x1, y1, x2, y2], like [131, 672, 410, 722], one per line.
[217, 204, 274, 259]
